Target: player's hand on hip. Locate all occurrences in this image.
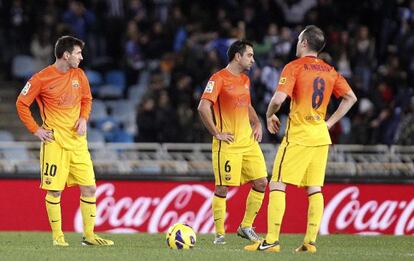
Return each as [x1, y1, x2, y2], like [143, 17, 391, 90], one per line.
[215, 132, 234, 144]
[34, 127, 54, 142]
[251, 123, 263, 142]
[267, 115, 281, 134]
[74, 117, 87, 136]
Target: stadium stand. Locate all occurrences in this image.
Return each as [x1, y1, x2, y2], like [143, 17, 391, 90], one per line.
[11, 55, 36, 81]
[0, 142, 412, 177]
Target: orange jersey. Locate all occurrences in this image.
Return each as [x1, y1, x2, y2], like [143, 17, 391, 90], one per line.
[277, 56, 351, 146]
[16, 65, 92, 150]
[201, 68, 255, 153]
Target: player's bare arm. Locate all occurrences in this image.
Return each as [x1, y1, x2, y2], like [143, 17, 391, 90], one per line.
[265, 91, 287, 134]
[248, 105, 262, 142]
[16, 96, 54, 142]
[326, 90, 357, 129]
[197, 99, 234, 143]
[74, 117, 87, 136]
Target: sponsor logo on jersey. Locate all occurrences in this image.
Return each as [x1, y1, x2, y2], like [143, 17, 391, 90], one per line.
[21, 82, 31, 95]
[279, 77, 286, 85]
[204, 81, 215, 93]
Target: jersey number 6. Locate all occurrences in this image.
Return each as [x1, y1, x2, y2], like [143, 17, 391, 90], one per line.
[312, 77, 325, 109]
[224, 160, 231, 173]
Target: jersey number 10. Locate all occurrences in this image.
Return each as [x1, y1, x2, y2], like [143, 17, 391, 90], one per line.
[312, 77, 325, 109]
[43, 163, 57, 177]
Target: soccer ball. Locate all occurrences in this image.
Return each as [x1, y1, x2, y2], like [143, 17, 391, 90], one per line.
[165, 223, 196, 250]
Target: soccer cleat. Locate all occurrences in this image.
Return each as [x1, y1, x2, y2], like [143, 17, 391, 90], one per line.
[295, 242, 317, 253]
[53, 235, 69, 247]
[237, 226, 262, 242]
[81, 234, 114, 246]
[244, 240, 280, 252]
[213, 234, 226, 245]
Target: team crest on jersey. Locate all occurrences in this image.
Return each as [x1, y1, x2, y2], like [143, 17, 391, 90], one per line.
[45, 178, 52, 185]
[72, 79, 80, 88]
[204, 81, 215, 93]
[279, 77, 286, 84]
[21, 82, 31, 95]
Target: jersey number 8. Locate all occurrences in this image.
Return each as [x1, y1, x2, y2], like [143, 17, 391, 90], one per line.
[312, 77, 325, 109]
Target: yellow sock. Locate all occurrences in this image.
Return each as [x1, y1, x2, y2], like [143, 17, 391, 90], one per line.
[80, 196, 96, 238]
[45, 194, 63, 239]
[265, 190, 285, 244]
[304, 192, 324, 243]
[212, 194, 226, 235]
[241, 188, 264, 228]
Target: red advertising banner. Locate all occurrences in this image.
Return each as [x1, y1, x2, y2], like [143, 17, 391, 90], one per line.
[0, 179, 413, 235]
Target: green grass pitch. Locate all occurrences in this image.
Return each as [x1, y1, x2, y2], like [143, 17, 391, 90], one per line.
[0, 232, 413, 261]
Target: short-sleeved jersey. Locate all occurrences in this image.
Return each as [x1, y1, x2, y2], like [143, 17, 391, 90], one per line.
[276, 56, 351, 146]
[16, 65, 92, 150]
[201, 68, 255, 153]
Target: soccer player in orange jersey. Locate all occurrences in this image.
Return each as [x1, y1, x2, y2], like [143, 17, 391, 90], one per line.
[198, 40, 268, 244]
[16, 36, 113, 246]
[245, 25, 357, 253]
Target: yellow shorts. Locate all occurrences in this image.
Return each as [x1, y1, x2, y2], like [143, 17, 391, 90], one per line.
[271, 141, 329, 187]
[39, 140, 95, 191]
[212, 143, 267, 186]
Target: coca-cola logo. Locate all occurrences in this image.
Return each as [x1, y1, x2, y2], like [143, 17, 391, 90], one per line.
[321, 186, 414, 235]
[74, 183, 237, 233]
[72, 184, 414, 235]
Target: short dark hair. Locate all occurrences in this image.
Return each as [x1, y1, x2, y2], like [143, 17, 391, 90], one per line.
[302, 25, 326, 53]
[54, 35, 85, 59]
[227, 40, 253, 62]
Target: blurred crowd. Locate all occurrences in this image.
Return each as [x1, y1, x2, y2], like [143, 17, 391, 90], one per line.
[1, 0, 414, 145]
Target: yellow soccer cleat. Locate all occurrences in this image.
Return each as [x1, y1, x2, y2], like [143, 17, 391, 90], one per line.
[295, 242, 317, 253]
[53, 235, 69, 247]
[244, 240, 280, 252]
[81, 234, 114, 246]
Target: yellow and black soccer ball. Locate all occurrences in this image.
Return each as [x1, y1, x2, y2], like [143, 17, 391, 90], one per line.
[165, 223, 197, 250]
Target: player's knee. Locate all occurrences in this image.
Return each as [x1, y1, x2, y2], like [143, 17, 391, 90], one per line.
[253, 178, 267, 192]
[269, 181, 286, 191]
[80, 185, 96, 197]
[47, 190, 62, 198]
[214, 186, 228, 197]
[307, 186, 321, 195]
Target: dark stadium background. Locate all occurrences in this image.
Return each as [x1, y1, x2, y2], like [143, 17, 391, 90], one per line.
[0, 0, 413, 236]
